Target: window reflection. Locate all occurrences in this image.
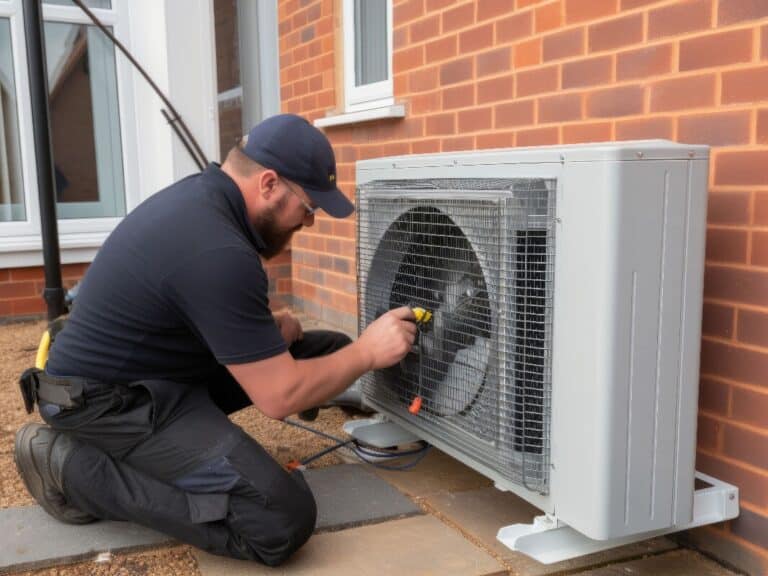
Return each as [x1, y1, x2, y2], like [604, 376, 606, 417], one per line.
[43, 1, 112, 9]
[0, 18, 25, 222]
[45, 22, 125, 218]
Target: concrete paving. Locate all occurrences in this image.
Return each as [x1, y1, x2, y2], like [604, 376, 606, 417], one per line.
[0, 464, 418, 573]
[426, 487, 679, 575]
[305, 463, 421, 531]
[577, 548, 739, 575]
[194, 515, 506, 576]
[369, 447, 493, 497]
[0, 505, 170, 574]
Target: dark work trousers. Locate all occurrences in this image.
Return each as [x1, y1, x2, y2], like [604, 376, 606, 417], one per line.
[39, 330, 352, 566]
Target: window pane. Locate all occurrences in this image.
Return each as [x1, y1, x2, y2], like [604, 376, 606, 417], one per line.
[44, 22, 125, 219]
[354, 0, 387, 86]
[44, 0, 112, 8]
[0, 19, 25, 222]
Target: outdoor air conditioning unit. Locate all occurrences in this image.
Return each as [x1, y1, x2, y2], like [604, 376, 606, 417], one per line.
[350, 140, 739, 563]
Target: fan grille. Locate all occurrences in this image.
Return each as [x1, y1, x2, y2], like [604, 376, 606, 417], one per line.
[358, 178, 556, 493]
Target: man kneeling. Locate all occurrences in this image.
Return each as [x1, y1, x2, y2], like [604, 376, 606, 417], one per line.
[15, 114, 415, 565]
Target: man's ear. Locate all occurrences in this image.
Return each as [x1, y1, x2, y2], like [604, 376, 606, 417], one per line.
[258, 169, 279, 200]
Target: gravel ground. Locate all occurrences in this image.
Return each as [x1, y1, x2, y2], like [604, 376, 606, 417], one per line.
[0, 317, 357, 575]
[12, 547, 200, 576]
[0, 319, 47, 509]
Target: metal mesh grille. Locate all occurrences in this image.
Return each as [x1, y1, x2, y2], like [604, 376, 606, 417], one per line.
[357, 178, 556, 492]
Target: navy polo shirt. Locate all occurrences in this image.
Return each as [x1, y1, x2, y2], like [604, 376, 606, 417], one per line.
[47, 164, 287, 384]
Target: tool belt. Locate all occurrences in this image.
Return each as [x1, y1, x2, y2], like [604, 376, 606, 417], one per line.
[18, 368, 85, 414]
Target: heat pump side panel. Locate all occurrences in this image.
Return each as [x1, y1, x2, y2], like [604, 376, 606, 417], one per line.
[673, 158, 708, 529]
[551, 157, 708, 540]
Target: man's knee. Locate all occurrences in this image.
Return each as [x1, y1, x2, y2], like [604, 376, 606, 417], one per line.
[263, 482, 316, 565]
[231, 471, 317, 566]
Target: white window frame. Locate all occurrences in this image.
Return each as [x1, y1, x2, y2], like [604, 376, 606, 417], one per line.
[237, 0, 280, 129]
[342, 0, 393, 113]
[0, 0, 139, 268]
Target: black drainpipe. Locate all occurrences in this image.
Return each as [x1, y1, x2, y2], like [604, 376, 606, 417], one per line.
[23, 0, 66, 320]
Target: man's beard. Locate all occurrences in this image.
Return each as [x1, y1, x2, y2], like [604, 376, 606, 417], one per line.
[253, 201, 301, 259]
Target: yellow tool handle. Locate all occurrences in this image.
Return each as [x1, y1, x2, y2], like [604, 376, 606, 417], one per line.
[412, 307, 432, 324]
[35, 330, 51, 370]
[409, 307, 432, 416]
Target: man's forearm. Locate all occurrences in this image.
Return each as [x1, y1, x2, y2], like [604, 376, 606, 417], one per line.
[284, 342, 373, 415]
[231, 307, 415, 419]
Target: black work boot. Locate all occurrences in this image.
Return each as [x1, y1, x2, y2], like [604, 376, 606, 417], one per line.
[14, 423, 97, 524]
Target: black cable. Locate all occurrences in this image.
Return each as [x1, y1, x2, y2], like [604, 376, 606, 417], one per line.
[70, 0, 208, 170]
[161, 109, 206, 171]
[354, 442, 428, 459]
[353, 445, 431, 471]
[285, 417, 431, 471]
[301, 440, 354, 466]
[283, 418, 348, 444]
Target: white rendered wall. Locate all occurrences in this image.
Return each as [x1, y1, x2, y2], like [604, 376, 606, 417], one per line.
[164, 0, 219, 175]
[129, 0, 218, 198]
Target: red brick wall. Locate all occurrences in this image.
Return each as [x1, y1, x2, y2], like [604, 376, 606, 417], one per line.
[279, 0, 768, 572]
[0, 264, 87, 319]
[279, 0, 356, 331]
[0, 254, 290, 319]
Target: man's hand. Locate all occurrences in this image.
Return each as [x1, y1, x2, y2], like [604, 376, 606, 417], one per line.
[356, 306, 417, 371]
[274, 310, 303, 345]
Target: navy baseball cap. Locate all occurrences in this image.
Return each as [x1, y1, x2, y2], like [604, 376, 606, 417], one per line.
[242, 114, 354, 218]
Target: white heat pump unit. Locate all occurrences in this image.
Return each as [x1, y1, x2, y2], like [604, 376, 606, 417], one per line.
[352, 140, 738, 563]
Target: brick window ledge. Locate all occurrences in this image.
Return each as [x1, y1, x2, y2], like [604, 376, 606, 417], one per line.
[314, 104, 405, 128]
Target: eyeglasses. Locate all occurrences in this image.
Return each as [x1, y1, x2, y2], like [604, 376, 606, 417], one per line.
[280, 177, 316, 217]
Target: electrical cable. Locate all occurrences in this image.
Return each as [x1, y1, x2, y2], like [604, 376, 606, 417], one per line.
[283, 417, 348, 444]
[161, 108, 208, 172]
[71, 0, 208, 170]
[301, 440, 354, 466]
[282, 417, 430, 471]
[353, 442, 428, 459]
[353, 444, 431, 471]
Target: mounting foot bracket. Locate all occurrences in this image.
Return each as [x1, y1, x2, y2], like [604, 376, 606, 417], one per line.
[497, 472, 739, 564]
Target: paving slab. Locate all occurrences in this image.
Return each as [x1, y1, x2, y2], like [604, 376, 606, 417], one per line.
[0, 505, 171, 574]
[426, 487, 679, 576]
[576, 548, 739, 575]
[305, 463, 421, 531]
[676, 527, 768, 576]
[369, 448, 492, 498]
[0, 464, 419, 574]
[195, 514, 506, 576]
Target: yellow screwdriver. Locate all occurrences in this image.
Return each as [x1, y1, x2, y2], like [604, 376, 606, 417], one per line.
[409, 307, 433, 414]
